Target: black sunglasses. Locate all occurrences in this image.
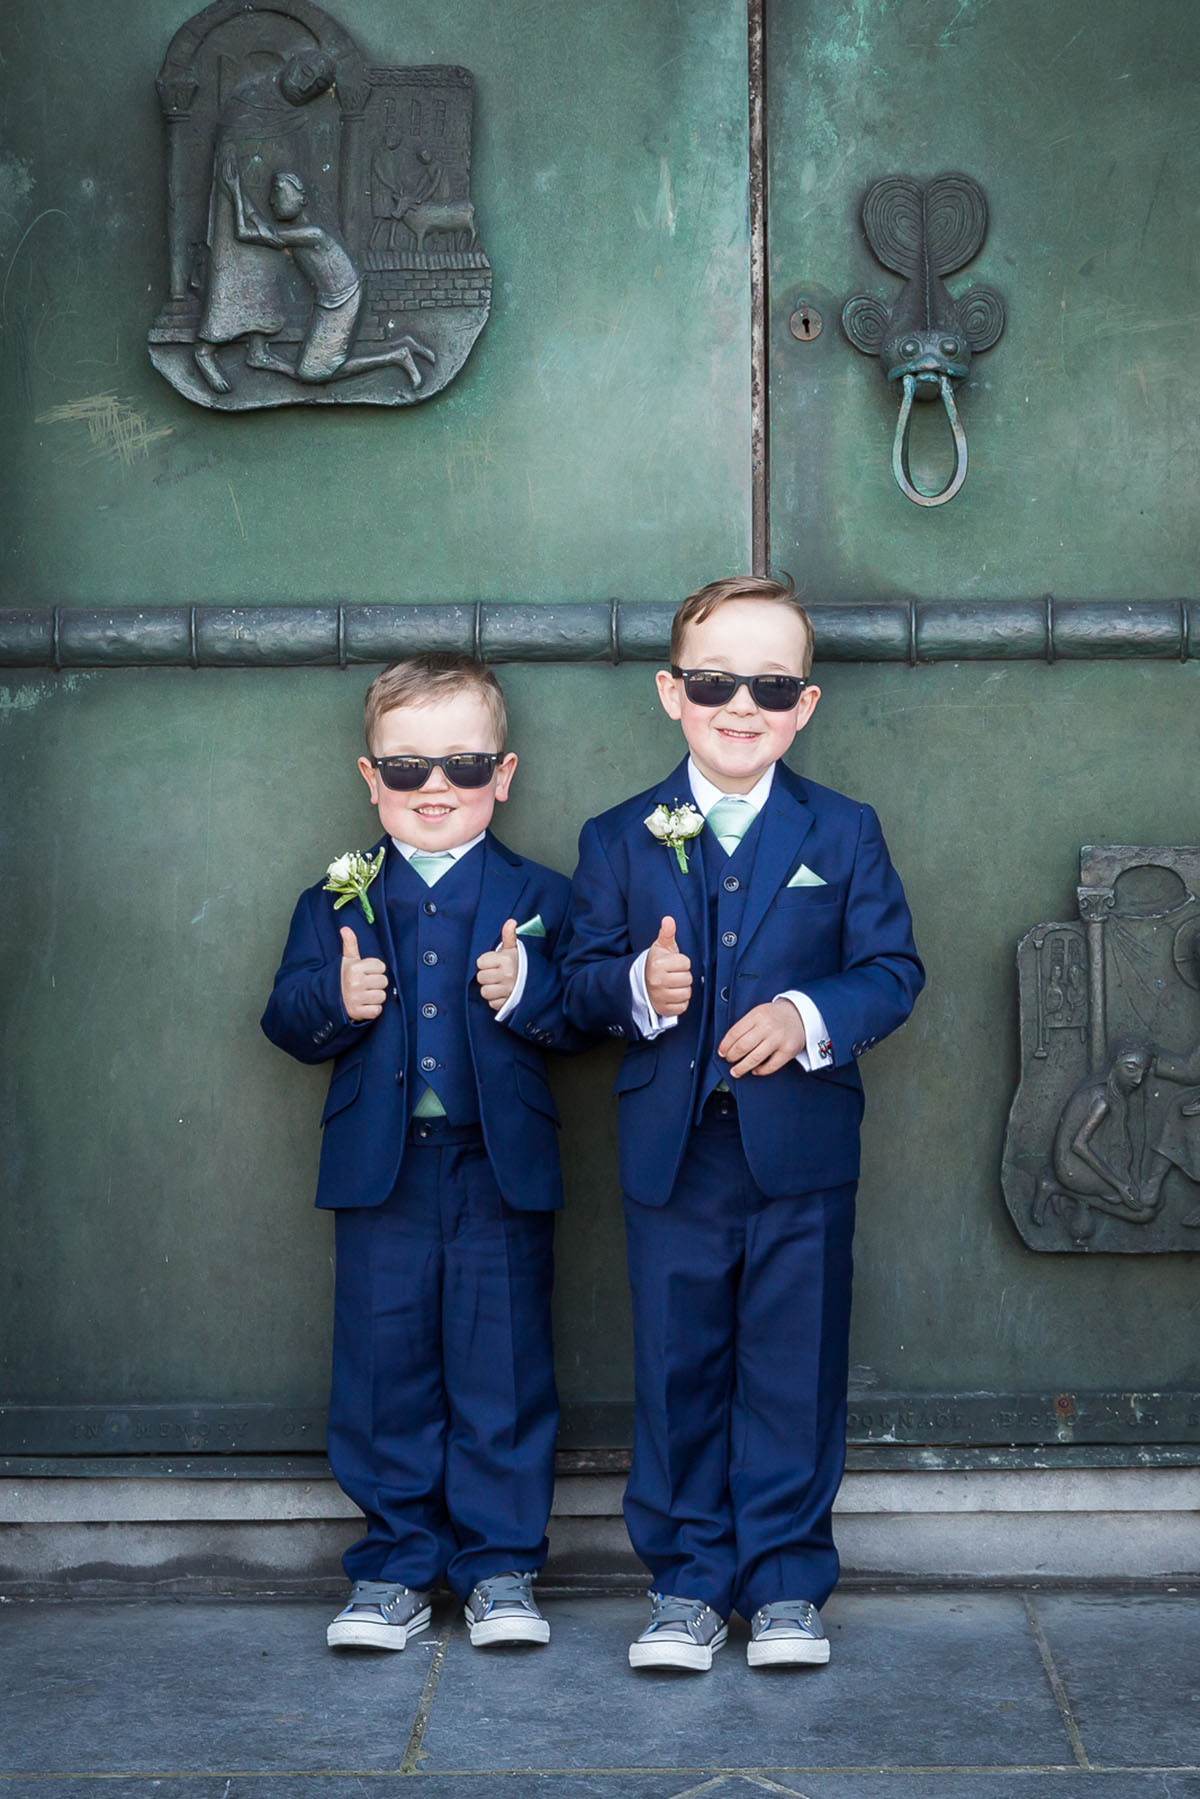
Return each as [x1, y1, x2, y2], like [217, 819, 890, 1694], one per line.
[371, 752, 502, 791]
[670, 667, 808, 711]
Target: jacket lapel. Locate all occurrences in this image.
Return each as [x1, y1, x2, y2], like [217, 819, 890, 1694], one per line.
[468, 835, 531, 976]
[370, 836, 401, 974]
[644, 758, 707, 949]
[737, 766, 816, 954]
[334, 835, 403, 1037]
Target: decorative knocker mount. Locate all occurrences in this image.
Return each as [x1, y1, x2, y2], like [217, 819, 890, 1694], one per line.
[842, 173, 1005, 506]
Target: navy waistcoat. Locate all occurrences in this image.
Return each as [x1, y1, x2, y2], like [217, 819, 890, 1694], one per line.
[386, 846, 484, 1125]
[695, 809, 765, 1114]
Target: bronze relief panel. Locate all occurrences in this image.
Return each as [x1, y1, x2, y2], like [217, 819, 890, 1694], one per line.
[1003, 847, 1200, 1252]
[148, 0, 490, 409]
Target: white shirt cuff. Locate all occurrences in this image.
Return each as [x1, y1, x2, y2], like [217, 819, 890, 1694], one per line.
[630, 948, 678, 1039]
[494, 938, 529, 1023]
[776, 990, 833, 1070]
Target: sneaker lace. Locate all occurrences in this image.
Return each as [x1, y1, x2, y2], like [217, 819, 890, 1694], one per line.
[476, 1571, 535, 1609]
[347, 1579, 413, 1606]
[757, 1600, 819, 1629]
[647, 1591, 710, 1628]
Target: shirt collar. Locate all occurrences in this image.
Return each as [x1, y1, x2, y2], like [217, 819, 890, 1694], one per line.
[686, 759, 776, 818]
[391, 831, 485, 863]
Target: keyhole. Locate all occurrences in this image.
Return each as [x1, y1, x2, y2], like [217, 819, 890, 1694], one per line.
[789, 304, 823, 342]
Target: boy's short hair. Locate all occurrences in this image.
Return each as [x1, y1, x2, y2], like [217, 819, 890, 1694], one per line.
[669, 574, 814, 677]
[363, 653, 508, 753]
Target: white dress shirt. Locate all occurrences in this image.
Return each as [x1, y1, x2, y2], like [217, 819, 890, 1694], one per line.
[628, 761, 834, 1071]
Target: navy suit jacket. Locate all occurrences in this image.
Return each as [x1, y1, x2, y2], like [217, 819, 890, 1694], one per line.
[562, 758, 924, 1206]
[261, 833, 579, 1212]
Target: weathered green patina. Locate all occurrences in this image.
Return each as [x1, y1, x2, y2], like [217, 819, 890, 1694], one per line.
[1, 0, 1198, 1462]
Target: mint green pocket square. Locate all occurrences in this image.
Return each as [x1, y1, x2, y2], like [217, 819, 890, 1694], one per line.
[515, 914, 547, 938]
[786, 865, 827, 888]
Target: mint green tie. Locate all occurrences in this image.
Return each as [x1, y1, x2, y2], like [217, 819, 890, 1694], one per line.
[706, 796, 754, 856]
[707, 797, 753, 1094]
[409, 850, 453, 1116]
[409, 851, 455, 887]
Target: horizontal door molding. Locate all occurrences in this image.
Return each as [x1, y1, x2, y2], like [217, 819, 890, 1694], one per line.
[5, 1392, 1198, 1457]
[1, 599, 1199, 669]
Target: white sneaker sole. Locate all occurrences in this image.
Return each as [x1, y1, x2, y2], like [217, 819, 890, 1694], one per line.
[466, 1612, 551, 1647]
[629, 1626, 727, 1672]
[326, 1607, 431, 1651]
[747, 1634, 830, 1668]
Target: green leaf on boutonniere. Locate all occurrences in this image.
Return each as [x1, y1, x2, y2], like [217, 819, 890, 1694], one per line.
[323, 847, 385, 926]
[644, 801, 705, 873]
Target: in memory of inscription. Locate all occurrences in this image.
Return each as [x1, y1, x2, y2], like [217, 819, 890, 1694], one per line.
[1002, 847, 1200, 1252]
[149, 0, 490, 410]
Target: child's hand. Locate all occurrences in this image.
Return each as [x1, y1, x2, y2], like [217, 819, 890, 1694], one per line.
[476, 918, 520, 1012]
[719, 999, 806, 1077]
[340, 926, 388, 1021]
[645, 915, 692, 1018]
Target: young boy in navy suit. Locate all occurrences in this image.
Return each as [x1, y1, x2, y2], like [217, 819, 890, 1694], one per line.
[564, 576, 923, 1672]
[263, 654, 575, 1652]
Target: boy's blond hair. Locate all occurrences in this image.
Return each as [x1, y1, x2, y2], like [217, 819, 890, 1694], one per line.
[363, 653, 508, 753]
[669, 574, 814, 676]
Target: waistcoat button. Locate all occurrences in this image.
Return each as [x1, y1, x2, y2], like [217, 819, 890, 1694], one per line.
[420, 1055, 437, 1072]
[723, 875, 740, 892]
[422, 950, 438, 966]
[423, 901, 437, 916]
[721, 931, 737, 947]
[421, 1003, 438, 1019]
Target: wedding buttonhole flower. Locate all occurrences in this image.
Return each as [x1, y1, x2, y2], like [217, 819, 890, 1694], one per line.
[323, 847, 385, 925]
[645, 801, 705, 873]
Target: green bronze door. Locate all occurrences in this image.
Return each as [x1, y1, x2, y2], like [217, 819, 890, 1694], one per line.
[1, 0, 1197, 1475]
[0, 0, 754, 1461]
[764, 0, 1200, 1454]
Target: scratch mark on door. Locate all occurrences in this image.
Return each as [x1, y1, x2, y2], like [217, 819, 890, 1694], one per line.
[36, 391, 173, 464]
[1139, 151, 1169, 254]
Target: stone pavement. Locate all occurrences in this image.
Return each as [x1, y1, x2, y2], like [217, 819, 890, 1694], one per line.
[1, 1588, 1198, 1796]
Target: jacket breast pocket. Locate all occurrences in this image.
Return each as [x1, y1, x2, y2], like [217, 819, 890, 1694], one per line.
[776, 885, 844, 912]
[514, 1060, 561, 1124]
[612, 1046, 658, 1096]
[320, 1061, 362, 1126]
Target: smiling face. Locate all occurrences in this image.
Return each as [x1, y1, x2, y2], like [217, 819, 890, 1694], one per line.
[655, 598, 820, 793]
[357, 689, 516, 851]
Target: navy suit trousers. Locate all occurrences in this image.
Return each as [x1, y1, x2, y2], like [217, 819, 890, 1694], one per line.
[622, 1099, 856, 1619]
[328, 1117, 558, 1599]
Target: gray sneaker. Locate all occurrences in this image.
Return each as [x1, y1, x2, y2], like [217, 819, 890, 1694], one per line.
[628, 1591, 728, 1672]
[463, 1570, 550, 1647]
[326, 1580, 432, 1651]
[747, 1598, 830, 1667]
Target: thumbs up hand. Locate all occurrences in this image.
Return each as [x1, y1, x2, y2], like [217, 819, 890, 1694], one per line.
[644, 915, 692, 1018]
[476, 917, 521, 1011]
[340, 925, 389, 1021]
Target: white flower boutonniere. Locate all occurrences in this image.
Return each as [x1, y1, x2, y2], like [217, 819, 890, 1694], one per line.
[324, 847, 385, 926]
[645, 801, 705, 873]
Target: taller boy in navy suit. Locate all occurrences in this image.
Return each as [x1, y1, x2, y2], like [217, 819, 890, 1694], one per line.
[563, 577, 923, 1671]
[263, 655, 576, 1653]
